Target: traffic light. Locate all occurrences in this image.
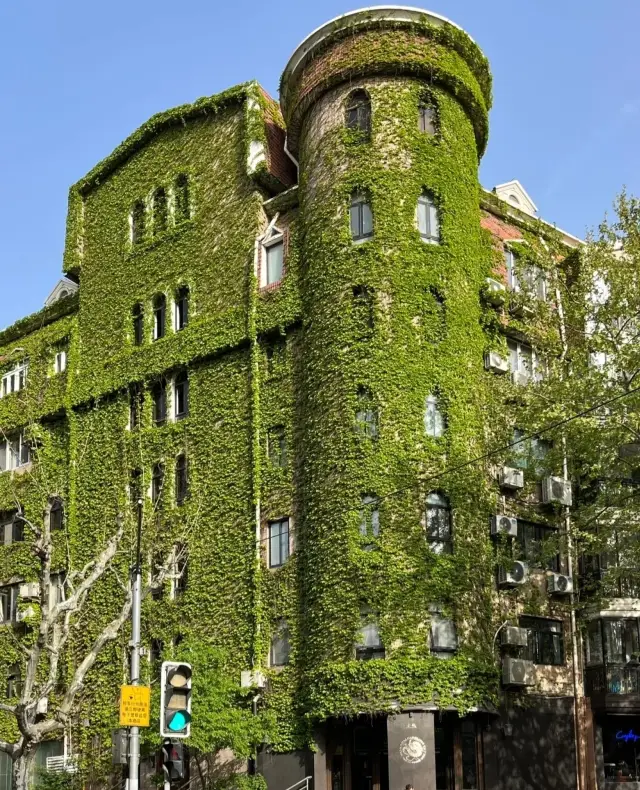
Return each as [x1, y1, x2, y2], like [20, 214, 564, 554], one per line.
[161, 740, 186, 782]
[160, 661, 192, 738]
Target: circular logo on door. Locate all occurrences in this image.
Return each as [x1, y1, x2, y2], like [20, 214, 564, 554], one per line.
[399, 736, 427, 764]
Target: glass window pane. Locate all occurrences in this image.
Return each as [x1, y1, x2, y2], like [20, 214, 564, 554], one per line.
[429, 204, 439, 241]
[350, 203, 361, 238]
[417, 199, 428, 237]
[266, 241, 284, 285]
[361, 202, 373, 237]
[461, 721, 478, 789]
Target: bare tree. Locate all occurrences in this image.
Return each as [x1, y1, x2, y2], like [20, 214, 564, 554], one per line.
[0, 504, 174, 790]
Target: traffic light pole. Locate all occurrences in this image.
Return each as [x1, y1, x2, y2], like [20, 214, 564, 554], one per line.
[127, 500, 144, 790]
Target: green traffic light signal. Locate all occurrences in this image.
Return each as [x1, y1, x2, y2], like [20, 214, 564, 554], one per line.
[161, 662, 192, 738]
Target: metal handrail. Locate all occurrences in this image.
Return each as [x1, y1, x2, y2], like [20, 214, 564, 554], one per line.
[283, 777, 312, 790]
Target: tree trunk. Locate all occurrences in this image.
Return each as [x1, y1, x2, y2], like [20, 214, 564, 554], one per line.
[13, 746, 36, 790]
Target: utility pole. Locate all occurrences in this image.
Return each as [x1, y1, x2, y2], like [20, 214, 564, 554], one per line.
[127, 499, 144, 790]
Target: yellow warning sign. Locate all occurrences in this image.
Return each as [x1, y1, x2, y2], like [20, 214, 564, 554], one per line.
[119, 685, 150, 727]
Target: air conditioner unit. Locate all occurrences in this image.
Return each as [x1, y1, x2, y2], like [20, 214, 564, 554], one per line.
[485, 352, 509, 374]
[497, 561, 528, 588]
[240, 670, 266, 689]
[501, 626, 529, 649]
[511, 371, 531, 387]
[547, 572, 573, 595]
[15, 605, 36, 623]
[510, 302, 534, 319]
[502, 656, 535, 687]
[484, 278, 507, 306]
[18, 583, 39, 601]
[542, 476, 572, 506]
[491, 515, 518, 538]
[498, 466, 525, 490]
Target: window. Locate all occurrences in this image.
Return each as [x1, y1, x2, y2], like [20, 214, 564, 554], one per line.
[505, 249, 547, 300]
[174, 544, 188, 597]
[461, 720, 479, 790]
[430, 606, 458, 656]
[520, 616, 564, 666]
[265, 338, 286, 377]
[129, 383, 143, 429]
[152, 187, 168, 236]
[150, 638, 164, 669]
[426, 492, 452, 554]
[603, 619, 640, 665]
[49, 499, 64, 532]
[0, 587, 16, 623]
[151, 463, 165, 505]
[350, 193, 373, 242]
[0, 433, 30, 472]
[53, 350, 67, 375]
[511, 428, 552, 474]
[517, 520, 559, 571]
[268, 426, 287, 468]
[174, 174, 191, 222]
[1, 512, 22, 546]
[174, 372, 189, 420]
[355, 388, 378, 438]
[152, 380, 167, 426]
[356, 608, 384, 660]
[175, 455, 188, 506]
[352, 285, 375, 332]
[416, 192, 440, 244]
[264, 237, 284, 286]
[270, 620, 290, 666]
[359, 495, 379, 544]
[269, 519, 290, 568]
[132, 303, 144, 346]
[131, 201, 146, 245]
[507, 338, 541, 383]
[6, 663, 21, 699]
[130, 469, 143, 505]
[345, 90, 371, 138]
[1, 362, 28, 398]
[418, 102, 437, 135]
[175, 286, 189, 330]
[424, 393, 445, 437]
[153, 294, 166, 341]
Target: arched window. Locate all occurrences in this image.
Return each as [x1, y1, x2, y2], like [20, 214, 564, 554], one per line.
[424, 394, 445, 438]
[426, 492, 452, 554]
[174, 174, 191, 222]
[152, 188, 168, 236]
[153, 294, 166, 341]
[345, 90, 371, 138]
[350, 192, 373, 242]
[132, 303, 144, 346]
[416, 191, 440, 244]
[131, 201, 146, 245]
[418, 101, 438, 135]
[49, 498, 64, 531]
[175, 286, 189, 330]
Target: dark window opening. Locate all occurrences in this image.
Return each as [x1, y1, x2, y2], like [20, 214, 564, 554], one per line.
[175, 174, 191, 222]
[426, 492, 452, 554]
[129, 382, 143, 429]
[49, 499, 64, 531]
[520, 616, 564, 666]
[174, 371, 189, 420]
[152, 380, 167, 426]
[517, 520, 560, 572]
[268, 426, 287, 468]
[350, 193, 373, 242]
[265, 338, 286, 377]
[133, 303, 144, 346]
[175, 544, 188, 596]
[175, 455, 188, 506]
[6, 663, 21, 699]
[268, 519, 290, 568]
[153, 294, 166, 341]
[175, 286, 189, 330]
[151, 463, 165, 505]
[345, 90, 371, 138]
[131, 202, 145, 245]
[152, 187, 168, 236]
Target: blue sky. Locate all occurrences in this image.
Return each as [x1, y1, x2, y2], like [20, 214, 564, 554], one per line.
[1, 0, 639, 329]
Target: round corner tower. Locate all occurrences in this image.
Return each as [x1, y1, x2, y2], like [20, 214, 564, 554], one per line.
[279, 6, 497, 729]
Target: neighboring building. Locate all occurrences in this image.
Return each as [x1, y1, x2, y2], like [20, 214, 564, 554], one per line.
[0, 7, 633, 790]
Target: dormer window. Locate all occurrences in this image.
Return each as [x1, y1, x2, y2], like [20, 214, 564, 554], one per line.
[1, 362, 28, 398]
[261, 226, 285, 287]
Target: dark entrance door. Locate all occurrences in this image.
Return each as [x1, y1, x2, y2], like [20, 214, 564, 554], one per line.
[352, 719, 389, 790]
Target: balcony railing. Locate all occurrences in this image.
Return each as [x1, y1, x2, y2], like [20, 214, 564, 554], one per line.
[586, 664, 640, 695]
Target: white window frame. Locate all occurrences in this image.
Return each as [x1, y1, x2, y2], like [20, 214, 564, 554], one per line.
[416, 193, 440, 244]
[507, 338, 543, 383]
[261, 226, 285, 288]
[350, 193, 374, 244]
[0, 433, 30, 473]
[1, 362, 28, 398]
[424, 393, 445, 437]
[0, 586, 17, 624]
[505, 248, 547, 300]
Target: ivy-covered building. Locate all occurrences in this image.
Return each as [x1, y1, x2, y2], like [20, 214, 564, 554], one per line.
[3, 6, 632, 790]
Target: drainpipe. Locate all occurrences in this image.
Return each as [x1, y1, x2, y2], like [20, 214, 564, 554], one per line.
[283, 136, 299, 177]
